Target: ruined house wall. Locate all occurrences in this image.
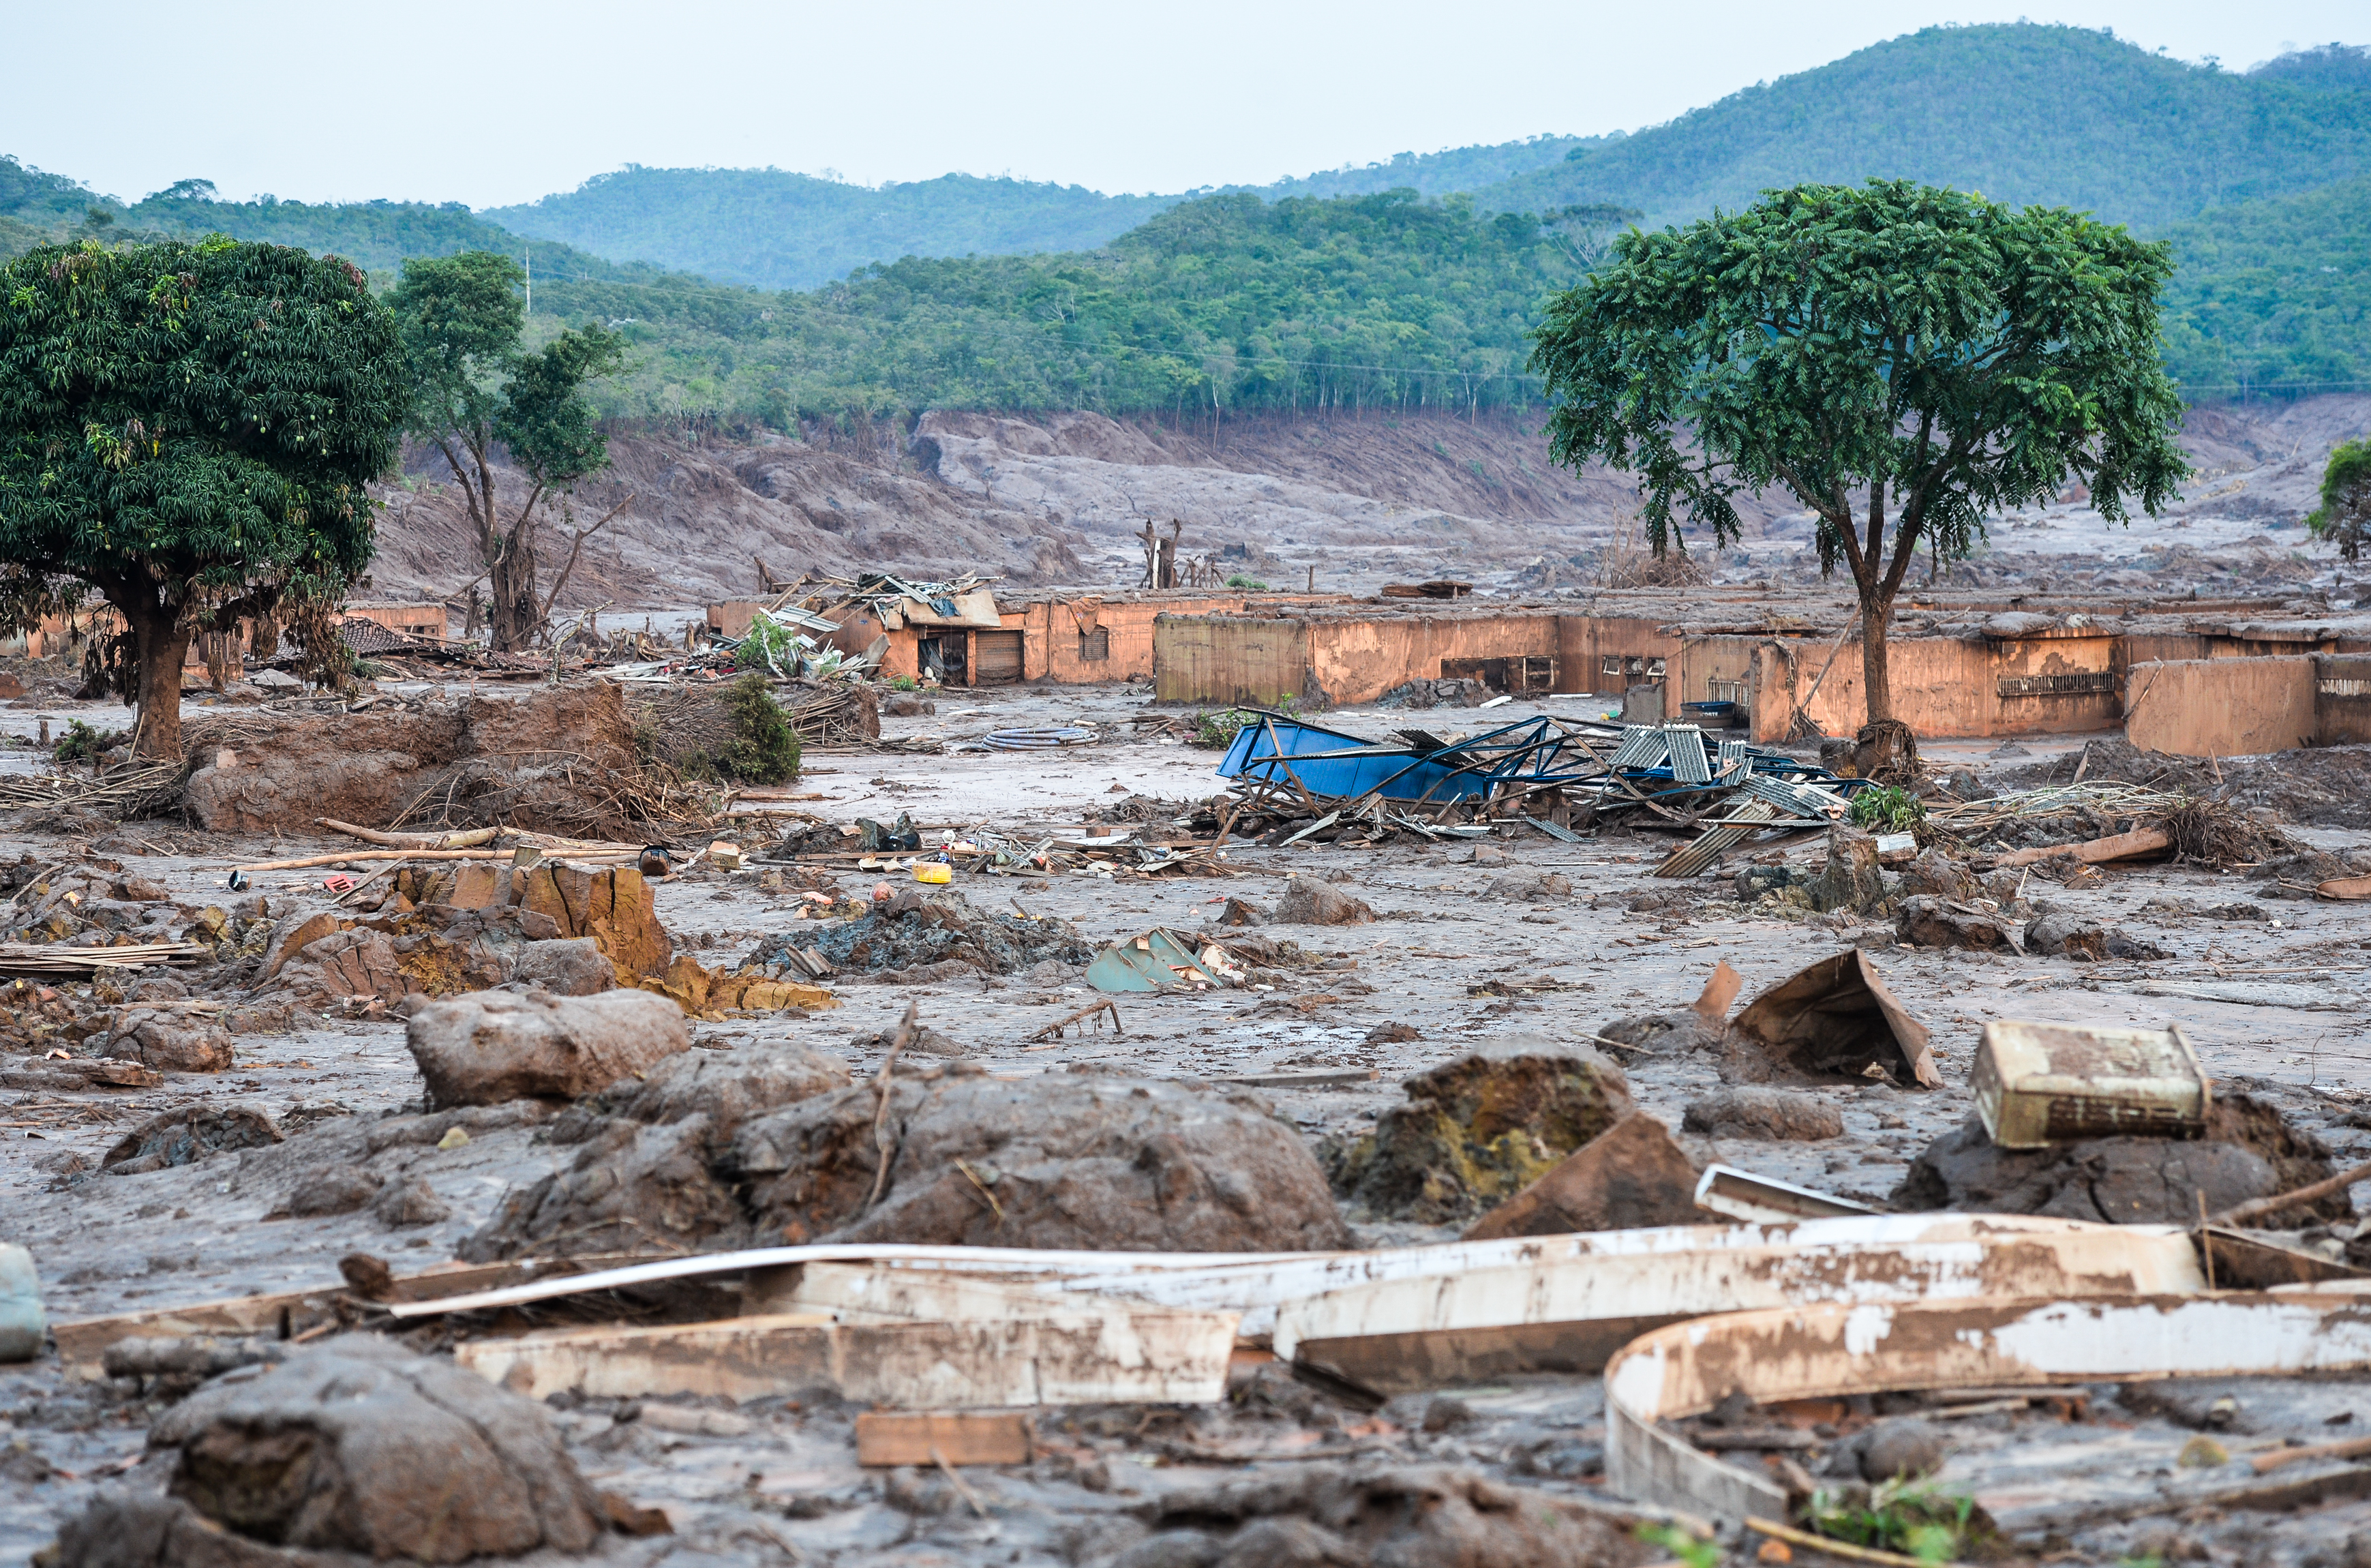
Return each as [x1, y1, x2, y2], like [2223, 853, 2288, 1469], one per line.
[1153, 616, 1312, 707]
[1305, 611, 1563, 707]
[2316, 654, 2371, 745]
[1556, 617, 1685, 697]
[2125, 656, 2319, 757]
[1740, 632, 2124, 740]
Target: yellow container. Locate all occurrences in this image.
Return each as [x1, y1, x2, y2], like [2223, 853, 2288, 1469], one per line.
[912, 863, 952, 885]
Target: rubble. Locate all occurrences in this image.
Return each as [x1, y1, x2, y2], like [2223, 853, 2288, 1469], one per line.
[1272, 874, 1376, 924]
[1323, 1040, 1633, 1222]
[406, 989, 693, 1108]
[101, 1104, 282, 1175]
[774, 886, 1093, 981]
[1461, 1113, 1703, 1238]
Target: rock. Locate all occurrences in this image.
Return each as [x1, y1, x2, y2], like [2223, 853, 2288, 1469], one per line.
[1682, 1087, 1844, 1142]
[1272, 876, 1374, 925]
[1128, 1464, 1650, 1568]
[1860, 1418, 1950, 1481]
[509, 937, 616, 995]
[1733, 864, 1802, 902]
[1484, 871, 1572, 903]
[100, 1014, 235, 1073]
[616, 1040, 851, 1143]
[2025, 905, 2171, 961]
[50, 1336, 603, 1565]
[1947, 769, 1993, 802]
[406, 989, 693, 1108]
[1896, 847, 1979, 903]
[1807, 826, 1886, 914]
[1323, 1040, 1633, 1223]
[102, 1106, 282, 1176]
[1468, 844, 1510, 865]
[259, 906, 348, 980]
[515, 860, 671, 978]
[269, 1166, 384, 1218]
[1894, 1095, 2342, 1225]
[1463, 1113, 1702, 1239]
[372, 1177, 452, 1227]
[1213, 896, 1268, 927]
[1897, 895, 2026, 953]
[1365, 1022, 1423, 1045]
[460, 1116, 745, 1262]
[739, 1070, 1351, 1252]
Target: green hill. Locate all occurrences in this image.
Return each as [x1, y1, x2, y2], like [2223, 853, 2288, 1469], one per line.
[2160, 175, 2371, 393]
[1474, 25, 2371, 232]
[480, 139, 1590, 292]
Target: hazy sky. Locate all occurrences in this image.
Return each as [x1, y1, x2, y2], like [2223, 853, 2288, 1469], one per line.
[6, 1, 2362, 211]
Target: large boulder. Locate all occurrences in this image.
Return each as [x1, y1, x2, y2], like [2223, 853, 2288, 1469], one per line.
[48, 1336, 602, 1565]
[102, 1106, 281, 1175]
[1272, 875, 1375, 926]
[100, 1014, 235, 1074]
[405, 989, 691, 1109]
[1322, 1040, 1633, 1223]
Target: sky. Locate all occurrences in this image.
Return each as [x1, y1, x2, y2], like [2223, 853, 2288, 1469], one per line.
[5, 1, 2364, 211]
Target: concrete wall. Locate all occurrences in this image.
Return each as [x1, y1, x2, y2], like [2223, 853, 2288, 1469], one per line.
[2126, 656, 2319, 757]
[1736, 630, 2124, 741]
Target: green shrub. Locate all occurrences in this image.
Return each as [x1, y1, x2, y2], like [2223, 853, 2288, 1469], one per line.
[52, 720, 125, 766]
[1807, 1477, 1982, 1564]
[1849, 783, 1927, 834]
[1224, 572, 1269, 590]
[684, 673, 800, 783]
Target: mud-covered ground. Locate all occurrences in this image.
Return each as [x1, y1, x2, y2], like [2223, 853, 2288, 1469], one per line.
[4, 680, 2371, 1565]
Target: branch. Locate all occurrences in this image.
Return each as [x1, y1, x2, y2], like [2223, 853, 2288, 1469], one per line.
[537, 493, 636, 622]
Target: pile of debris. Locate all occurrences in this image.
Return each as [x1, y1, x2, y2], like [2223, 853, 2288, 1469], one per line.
[755, 886, 1096, 985]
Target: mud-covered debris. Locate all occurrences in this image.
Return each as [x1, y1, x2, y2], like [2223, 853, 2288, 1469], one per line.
[100, 1334, 286, 1393]
[1723, 949, 1940, 1089]
[102, 1104, 281, 1175]
[1463, 1113, 1702, 1239]
[1122, 1462, 1655, 1568]
[1895, 1094, 2343, 1225]
[1807, 824, 1887, 914]
[2024, 905, 2170, 961]
[1323, 1038, 1633, 1223]
[614, 1040, 852, 1141]
[406, 988, 692, 1109]
[1897, 895, 2026, 953]
[1682, 1086, 1845, 1142]
[1484, 871, 1572, 903]
[269, 1164, 384, 1218]
[49, 1336, 605, 1565]
[1273, 875, 1375, 925]
[774, 886, 1093, 981]
[466, 1060, 1350, 1258]
[1896, 846, 1980, 903]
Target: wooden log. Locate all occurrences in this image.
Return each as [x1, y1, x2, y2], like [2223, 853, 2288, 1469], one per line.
[2320, 875, 2371, 902]
[856, 1412, 1033, 1466]
[235, 849, 631, 873]
[318, 819, 501, 850]
[1992, 826, 2172, 868]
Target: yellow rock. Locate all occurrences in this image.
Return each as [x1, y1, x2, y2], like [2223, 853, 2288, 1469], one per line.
[435, 1127, 471, 1151]
[2177, 1434, 2229, 1468]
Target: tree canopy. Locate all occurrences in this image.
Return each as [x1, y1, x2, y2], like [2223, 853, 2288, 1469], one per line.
[387, 252, 622, 651]
[1530, 179, 2190, 724]
[0, 236, 408, 755]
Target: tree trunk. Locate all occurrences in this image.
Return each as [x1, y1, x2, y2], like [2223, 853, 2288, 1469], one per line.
[1859, 591, 1895, 725]
[125, 599, 193, 762]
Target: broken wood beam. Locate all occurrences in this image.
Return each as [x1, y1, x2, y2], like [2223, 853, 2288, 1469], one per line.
[1991, 826, 2171, 868]
[856, 1411, 1033, 1466]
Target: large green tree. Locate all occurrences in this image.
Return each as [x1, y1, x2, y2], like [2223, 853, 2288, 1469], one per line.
[2310, 437, 2370, 564]
[0, 237, 407, 759]
[1530, 179, 2190, 726]
[386, 253, 622, 652]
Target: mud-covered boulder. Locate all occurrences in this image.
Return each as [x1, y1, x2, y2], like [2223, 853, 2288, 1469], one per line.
[1483, 871, 1572, 903]
[405, 989, 691, 1108]
[1682, 1086, 1845, 1142]
[1894, 1096, 2343, 1225]
[1896, 847, 1980, 903]
[2023, 905, 2170, 962]
[737, 1067, 1350, 1251]
[103, 1106, 281, 1175]
[1807, 825, 1887, 914]
[1322, 1040, 1633, 1223]
[616, 1040, 851, 1140]
[459, 1117, 744, 1261]
[100, 1014, 235, 1074]
[1272, 875, 1374, 926]
[508, 937, 616, 995]
[48, 1336, 601, 1565]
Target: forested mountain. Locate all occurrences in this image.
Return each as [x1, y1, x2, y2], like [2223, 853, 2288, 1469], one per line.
[1474, 25, 2371, 232]
[3, 23, 2366, 414]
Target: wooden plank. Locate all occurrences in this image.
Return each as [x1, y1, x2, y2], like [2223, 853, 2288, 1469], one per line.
[856, 1411, 1033, 1466]
[454, 1309, 1238, 1408]
[52, 1254, 657, 1363]
[1993, 825, 2171, 867]
[2320, 875, 2371, 902]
